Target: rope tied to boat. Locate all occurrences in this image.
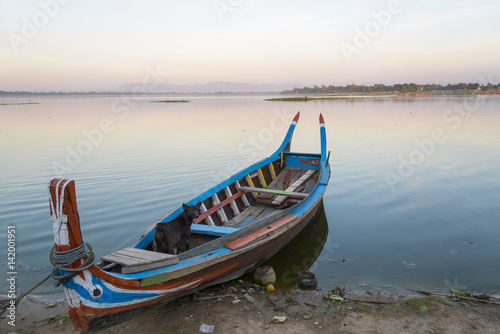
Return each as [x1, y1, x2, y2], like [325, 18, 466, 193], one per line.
[48, 179, 95, 286]
[52, 242, 89, 266]
[50, 242, 95, 286]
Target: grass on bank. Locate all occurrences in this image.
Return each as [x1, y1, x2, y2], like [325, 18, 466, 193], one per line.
[405, 297, 441, 313]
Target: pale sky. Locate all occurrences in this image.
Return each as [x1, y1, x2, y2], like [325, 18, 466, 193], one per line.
[1, 0, 499, 91]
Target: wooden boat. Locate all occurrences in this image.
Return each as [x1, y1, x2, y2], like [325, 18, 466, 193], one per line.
[48, 112, 330, 331]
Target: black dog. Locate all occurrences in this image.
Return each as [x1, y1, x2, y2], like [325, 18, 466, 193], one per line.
[153, 203, 200, 255]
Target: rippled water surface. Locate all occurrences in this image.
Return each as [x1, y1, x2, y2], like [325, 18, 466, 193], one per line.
[1, 94, 499, 299]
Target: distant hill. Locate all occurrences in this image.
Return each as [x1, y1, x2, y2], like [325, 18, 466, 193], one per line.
[114, 81, 300, 93]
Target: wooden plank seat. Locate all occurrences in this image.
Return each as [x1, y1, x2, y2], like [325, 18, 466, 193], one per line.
[238, 169, 316, 206]
[100, 247, 179, 274]
[271, 169, 316, 205]
[239, 186, 309, 199]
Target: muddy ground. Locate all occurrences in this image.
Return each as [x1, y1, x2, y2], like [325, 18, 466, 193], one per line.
[3, 282, 499, 334]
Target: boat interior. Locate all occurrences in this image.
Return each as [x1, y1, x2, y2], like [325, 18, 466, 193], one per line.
[98, 152, 322, 274]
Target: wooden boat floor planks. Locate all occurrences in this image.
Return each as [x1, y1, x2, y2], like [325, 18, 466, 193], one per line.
[47, 111, 331, 332]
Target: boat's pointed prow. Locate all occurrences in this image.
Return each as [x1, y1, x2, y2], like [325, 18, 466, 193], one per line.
[272, 111, 301, 156]
[319, 113, 328, 166]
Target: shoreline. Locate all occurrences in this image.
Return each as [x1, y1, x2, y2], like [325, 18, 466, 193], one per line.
[1, 91, 498, 98]
[4, 283, 499, 334]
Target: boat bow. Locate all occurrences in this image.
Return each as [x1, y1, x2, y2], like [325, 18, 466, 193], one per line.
[271, 111, 300, 156]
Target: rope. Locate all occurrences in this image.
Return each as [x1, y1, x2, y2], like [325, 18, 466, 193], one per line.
[1, 181, 95, 315]
[50, 242, 95, 287]
[52, 243, 89, 266]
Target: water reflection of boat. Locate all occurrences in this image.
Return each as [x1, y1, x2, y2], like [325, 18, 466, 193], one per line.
[47, 112, 330, 331]
[261, 201, 329, 290]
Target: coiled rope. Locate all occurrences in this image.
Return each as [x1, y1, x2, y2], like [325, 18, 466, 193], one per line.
[50, 242, 95, 286]
[52, 242, 90, 266]
[1, 180, 97, 316]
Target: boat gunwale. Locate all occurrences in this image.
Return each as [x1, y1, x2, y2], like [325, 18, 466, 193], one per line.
[97, 164, 328, 282]
[133, 151, 322, 248]
[94, 112, 330, 282]
[91, 180, 328, 287]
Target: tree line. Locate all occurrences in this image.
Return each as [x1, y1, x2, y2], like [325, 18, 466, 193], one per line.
[283, 82, 500, 94]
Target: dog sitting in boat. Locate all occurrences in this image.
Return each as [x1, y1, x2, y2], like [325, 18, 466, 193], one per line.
[153, 203, 200, 255]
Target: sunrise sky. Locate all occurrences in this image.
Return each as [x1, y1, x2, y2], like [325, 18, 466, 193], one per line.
[1, 0, 499, 91]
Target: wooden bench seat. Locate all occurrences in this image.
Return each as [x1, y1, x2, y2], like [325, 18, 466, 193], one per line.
[271, 169, 316, 205]
[239, 169, 316, 206]
[100, 247, 179, 274]
[238, 186, 309, 199]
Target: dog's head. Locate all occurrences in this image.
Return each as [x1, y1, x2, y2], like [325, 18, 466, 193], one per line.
[182, 203, 200, 220]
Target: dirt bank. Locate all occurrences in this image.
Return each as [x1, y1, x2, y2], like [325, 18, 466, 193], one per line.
[4, 282, 500, 334]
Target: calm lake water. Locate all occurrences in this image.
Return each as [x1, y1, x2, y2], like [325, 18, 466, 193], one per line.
[1, 94, 499, 301]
